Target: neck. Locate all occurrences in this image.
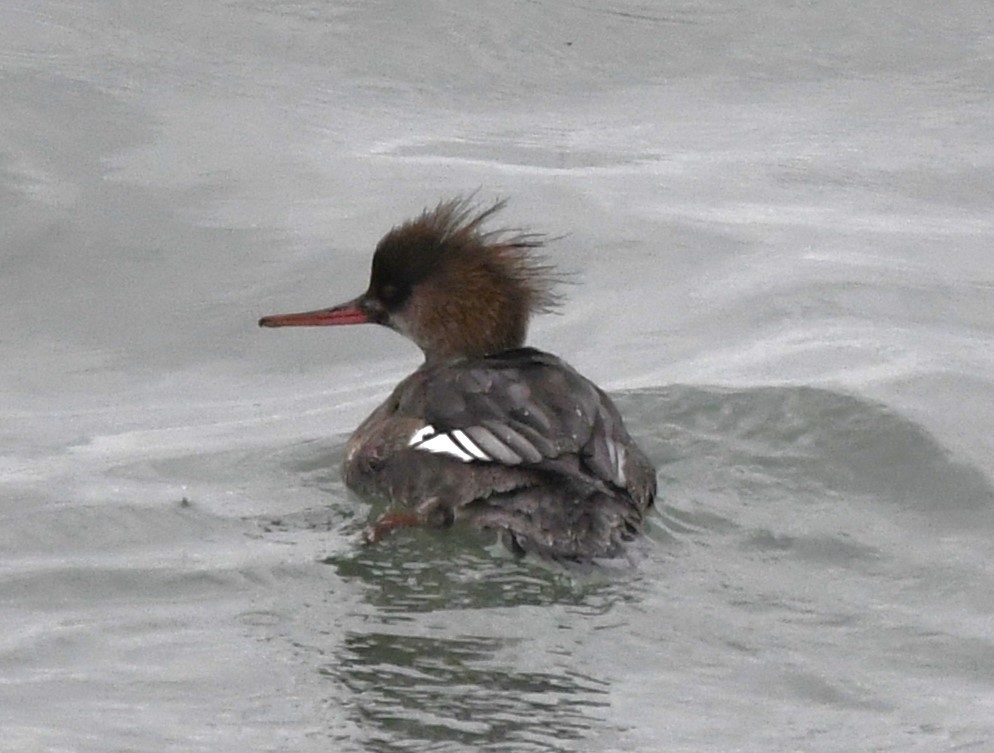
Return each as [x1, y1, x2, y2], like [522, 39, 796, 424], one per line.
[419, 338, 521, 366]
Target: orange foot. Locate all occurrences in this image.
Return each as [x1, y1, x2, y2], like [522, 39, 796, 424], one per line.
[360, 510, 423, 546]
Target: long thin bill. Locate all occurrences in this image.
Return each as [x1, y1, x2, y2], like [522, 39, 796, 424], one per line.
[258, 298, 369, 328]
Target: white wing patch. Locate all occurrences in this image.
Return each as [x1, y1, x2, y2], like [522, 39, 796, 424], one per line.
[408, 424, 493, 464]
[409, 425, 436, 445]
[451, 430, 492, 461]
[613, 443, 627, 486]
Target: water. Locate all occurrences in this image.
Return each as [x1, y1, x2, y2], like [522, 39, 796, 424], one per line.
[3, 1, 994, 751]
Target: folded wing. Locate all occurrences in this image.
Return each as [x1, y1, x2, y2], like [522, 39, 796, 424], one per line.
[406, 348, 655, 508]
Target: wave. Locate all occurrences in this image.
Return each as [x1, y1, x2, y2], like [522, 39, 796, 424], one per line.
[615, 384, 994, 532]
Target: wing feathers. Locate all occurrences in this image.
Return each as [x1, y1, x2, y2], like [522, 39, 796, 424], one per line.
[400, 349, 652, 503]
[451, 429, 491, 461]
[418, 431, 475, 462]
[478, 420, 544, 464]
[463, 425, 523, 465]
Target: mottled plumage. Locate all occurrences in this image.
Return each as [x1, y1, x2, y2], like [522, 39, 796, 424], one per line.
[260, 199, 656, 562]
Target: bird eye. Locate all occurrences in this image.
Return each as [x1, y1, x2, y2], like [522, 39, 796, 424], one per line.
[380, 284, 399, 302]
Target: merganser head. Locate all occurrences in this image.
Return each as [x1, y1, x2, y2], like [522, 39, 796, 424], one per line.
[259, 198, 559, 363]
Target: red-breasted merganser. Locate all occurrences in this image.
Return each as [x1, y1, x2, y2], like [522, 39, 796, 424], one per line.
[259, 198, 656, 561]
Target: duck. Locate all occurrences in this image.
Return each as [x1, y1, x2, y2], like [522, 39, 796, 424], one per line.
[259, 198, 656, 562]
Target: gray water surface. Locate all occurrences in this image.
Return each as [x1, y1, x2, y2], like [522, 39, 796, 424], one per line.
[3, 2, 994, 751]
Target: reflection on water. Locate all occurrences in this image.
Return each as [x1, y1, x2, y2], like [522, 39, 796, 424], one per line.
[325, 630, 610, 752]
[326, 534, 625, 613]
[316, 528, 641, 751]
